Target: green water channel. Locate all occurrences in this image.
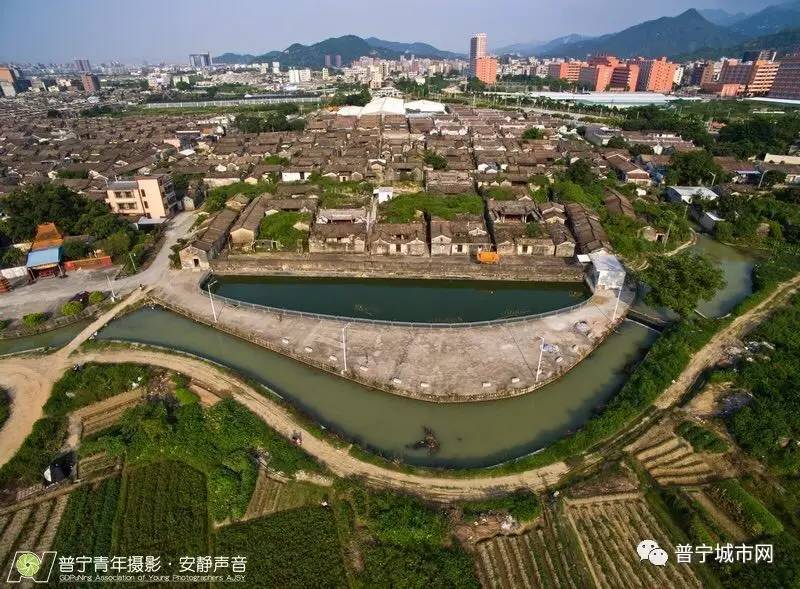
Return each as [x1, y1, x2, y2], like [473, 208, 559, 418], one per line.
[98, 308, 657, 468]
[209, 277, 589, 323]
[0, 320, 91, 356]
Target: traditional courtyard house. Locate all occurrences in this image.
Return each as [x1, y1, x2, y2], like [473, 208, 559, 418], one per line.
[179, 208, 239, 270]
[370, 222, 428, 256]
[565, 203, 611, 255]
[316, 208, 369, 225]
[488, 199, 538, 224]
[449, 214, 491, 255]
[308, 223, 367, 253]
[263, 198, 318, 216]
[429, 219, 454, 256]
[606, 153, 650, 186]
[537, 201, 567, 225]
[603, 189, 636, 219]
[548, 224, 577, 258]
[280, 165, 314, 183]
[229, 196, 268, 251]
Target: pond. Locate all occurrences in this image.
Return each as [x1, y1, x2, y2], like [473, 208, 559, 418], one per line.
[99, 308, 657, 468]
[208, 276, 589, 323]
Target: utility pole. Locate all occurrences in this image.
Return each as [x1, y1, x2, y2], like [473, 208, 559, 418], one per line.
[206, 279, 218, 323]
[105, 274, 117, 302]
[612, 285, 623, 322]
[535, 336, 545, 383]
[341, 323, 351, 374]
[128, 252, 138, 273]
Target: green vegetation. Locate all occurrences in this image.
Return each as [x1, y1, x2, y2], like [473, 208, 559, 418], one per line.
[115, 461, 210, 558]
[379, 192, 483, 223]
[53, 477, 121, 556]
[204, 181, 274, 213]
[233, 111, 305, 134]
[727, 294, 800, 473]
[60, 300, 84, 316]
[88, 290, 106, 306]
[666, 150, 726, 186]
[675, 421, 729, 453]
[639, 252, 726, 316]
[461, 490, 541, 523]
[423, 149, 448, 170]
[47, 363, 151, 416]
[22, 312, 48, 328]
[0, 389, 9, 432]
[622, 105, 713, 148]
[56, 169, 89, 179]
[522, 127, 544, 140]
[84, 397, 320, 520]
[330, 86, 371, 107]
[258, 212, 310, 250]
[716, 115, 800, 159]
[263, 154, 290, 165]
[707, 479, 784, 537]
[0, 416, 68, 486]
[216, 507, 347, 589]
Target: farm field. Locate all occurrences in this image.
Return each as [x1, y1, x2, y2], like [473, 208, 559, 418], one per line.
[242, 467, 327, 520]
[216, 505, 348, 589]
[473, 502, 589, 589]
[565, 494, 702, 589]
[52, 477, 120, 557]
[114, 461, 210, 558]
[0, 492, 70, 574]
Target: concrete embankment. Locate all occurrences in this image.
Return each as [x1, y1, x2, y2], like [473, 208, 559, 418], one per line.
[153, 272, 632, 402]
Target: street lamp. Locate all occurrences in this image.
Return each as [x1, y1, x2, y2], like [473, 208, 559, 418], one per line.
[535, 336, 545, 383]
[341, 323, 351, 374]
[105, 273, 117, 302]
[206, 279, 218, 323]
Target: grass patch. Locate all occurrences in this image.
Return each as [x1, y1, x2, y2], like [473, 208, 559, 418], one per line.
[46, 363, 151, 416]
[258, 212, 310, 250]
[675, 421, 729, 453]
[707, 479, 784, 537]
[461, 490, 541, 523]
[0, 416, 68, 487]
[379, 192, 484, 223]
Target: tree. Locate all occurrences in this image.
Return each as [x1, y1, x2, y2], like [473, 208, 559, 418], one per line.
[639, 252, 726, 316]
[98, 230, 131, 258]
[668, 150, 725, 186]
[522, 128, 544, 140]
[423, 150, 448, 170]
[629, 144, 654, 157]
[565, 159, 595, 187]
[606, 136, 629, 149]
[762, 170, 787, 188]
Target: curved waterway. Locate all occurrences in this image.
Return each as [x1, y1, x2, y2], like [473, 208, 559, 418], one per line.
[209, 277, 589, 323]
[0, 320, 91, 356]
[98, 308, 657, 468]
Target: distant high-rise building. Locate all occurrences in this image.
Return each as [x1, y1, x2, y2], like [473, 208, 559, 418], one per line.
[324, 54, 332, 68]
[743, 50, 777, 63]
[470, 33, 488, 77]
[689, 62, 715, 87]
[548, 61, 585, 83]
[0, 66, 21, 97]
[81, 73, 101, 93]
[718, 59, 779, 96]
[74, 59, 92, 73]
[770, 56, 800, 100]
[474, 57, 498, 85]
[334, 55, 342, 68]
[272, 61, 280, 74]
[634, 57, 677, 93]
[189, 53, 212, 68]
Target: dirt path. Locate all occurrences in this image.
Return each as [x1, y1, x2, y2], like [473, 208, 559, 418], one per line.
[655, 273, 800, 410]
[73, 347, 569, 500]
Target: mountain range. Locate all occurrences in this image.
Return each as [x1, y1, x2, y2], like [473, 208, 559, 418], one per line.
[213, 36, 462, 67]
[213, 2, 800, 70]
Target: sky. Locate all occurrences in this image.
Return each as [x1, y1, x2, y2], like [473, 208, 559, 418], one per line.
[0, 0, 769, 64]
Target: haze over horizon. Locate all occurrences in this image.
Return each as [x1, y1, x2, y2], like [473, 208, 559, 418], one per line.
[0, 0, 769, 63]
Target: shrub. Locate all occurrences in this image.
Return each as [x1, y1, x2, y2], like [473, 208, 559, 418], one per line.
[461, 490, 541, 523]
[22, 312, 47, 328]
[61, 300, 84, 316]
[88, 291, 106, 305]
[707, 479, 784, 537]
[675, 421, 729, 453]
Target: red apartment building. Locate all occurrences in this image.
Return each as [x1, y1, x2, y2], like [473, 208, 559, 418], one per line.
[548, 61, 585, 82]
[770, 56, 800, 100]
[474, 56, 498, 85]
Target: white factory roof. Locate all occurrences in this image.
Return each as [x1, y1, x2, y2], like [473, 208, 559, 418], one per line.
[405, 99, 447, 114]
[336, 97, 446, 117]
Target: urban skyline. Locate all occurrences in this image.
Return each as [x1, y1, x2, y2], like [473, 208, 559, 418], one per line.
[1, 0, 767, 63]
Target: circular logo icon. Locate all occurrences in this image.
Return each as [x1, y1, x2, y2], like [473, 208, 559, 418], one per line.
[15, 552, 41, 578]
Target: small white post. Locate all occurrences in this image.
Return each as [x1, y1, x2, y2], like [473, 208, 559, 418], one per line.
[535, 336, 545, 383]
[341, 323, 351, 374]
[207, 280, 218, 323]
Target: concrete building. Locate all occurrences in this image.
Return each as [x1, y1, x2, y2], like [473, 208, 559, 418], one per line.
[635, 57, 677, 93]
[579, 64, 614, 92]
[105, 174, 179, 219]
[666, 186, 718, 204]
[548, 61, 585, 83]
[470, 33, 488, 77]
[689, 62, 715, 86]
[189, 53, 212, 68]
[180, 208, 239, 269]
[81, 73, 100, 93]
[610, 63, 640, 91]
[475, 57, 498, 85]
[769, 57, 800, 99]
[718, 59, 778, 96]
[74, 59, 92, 73]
